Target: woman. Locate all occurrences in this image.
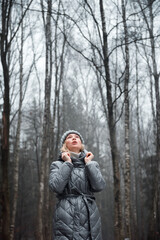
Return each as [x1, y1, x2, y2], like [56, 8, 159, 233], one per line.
[49, 130, 106, 240]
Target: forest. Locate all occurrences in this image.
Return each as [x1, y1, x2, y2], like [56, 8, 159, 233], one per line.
[0, 0, 160, 240]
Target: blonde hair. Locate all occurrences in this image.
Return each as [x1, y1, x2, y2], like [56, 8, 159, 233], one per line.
[60, 142, 85, 153]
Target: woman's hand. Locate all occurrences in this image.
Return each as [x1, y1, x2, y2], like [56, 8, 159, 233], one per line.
[61, 152, 72, 163]
[84, 152, 94, 164]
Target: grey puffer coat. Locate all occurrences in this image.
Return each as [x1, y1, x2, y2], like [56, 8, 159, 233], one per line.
[49, 151, 106, 240]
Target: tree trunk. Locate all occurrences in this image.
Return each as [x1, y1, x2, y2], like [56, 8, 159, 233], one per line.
[10, 2, 24, 239]
[1, 63, 10, 240]
[50, 0, 66, 161]
[121, 0, 131, 239]
[99, 1, 122, 239]
[135, 44, 144, 240]
[138, 1, 160, 238]
[0, 1, 13, 239]
[37, 1, 52, 239]
[149, 4, 160, 238]
[10, 11, 22, 240]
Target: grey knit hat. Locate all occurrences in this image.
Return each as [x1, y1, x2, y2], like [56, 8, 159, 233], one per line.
[60, 130, 84, 147]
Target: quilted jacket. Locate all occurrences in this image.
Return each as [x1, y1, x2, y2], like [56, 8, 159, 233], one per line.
[49, 151, 106, 240]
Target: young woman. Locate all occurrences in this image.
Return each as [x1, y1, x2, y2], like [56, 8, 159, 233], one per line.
[49, 130, 106, 240]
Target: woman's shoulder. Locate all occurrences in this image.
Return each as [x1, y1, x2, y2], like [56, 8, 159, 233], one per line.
[50, 155, 63, 168]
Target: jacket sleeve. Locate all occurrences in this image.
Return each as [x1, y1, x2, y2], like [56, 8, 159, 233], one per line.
[49, 161, 73, 194]
[85, 161, 106, 192]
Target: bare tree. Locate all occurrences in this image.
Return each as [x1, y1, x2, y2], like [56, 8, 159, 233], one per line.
[51, 0, 67, 161]
[36, 1, 52, 239]
[10, 3, 24, 239]
[136, 1, 160, 238]
[99, 1, 122, 239]
[0, 1, 34, 239]
[0, 1, 12, 239]
[132, 42, 142, 240]
[121, 0, 131, 239]
[10, 2, 35, 238]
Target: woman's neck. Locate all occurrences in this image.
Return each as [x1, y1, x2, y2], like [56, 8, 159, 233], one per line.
[70, 151, 81, 158]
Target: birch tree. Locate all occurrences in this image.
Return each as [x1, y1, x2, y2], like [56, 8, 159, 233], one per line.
[135, 43, 143, 240]
[121, 0, 131, 239]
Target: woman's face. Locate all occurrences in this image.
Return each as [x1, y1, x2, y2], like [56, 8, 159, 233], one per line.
[65, 134, 82, 153]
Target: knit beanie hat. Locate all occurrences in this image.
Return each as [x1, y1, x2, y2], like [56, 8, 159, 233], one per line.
[60, 130, 84, 147]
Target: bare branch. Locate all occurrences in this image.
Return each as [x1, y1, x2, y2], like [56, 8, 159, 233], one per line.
[8, 0, 34, 48]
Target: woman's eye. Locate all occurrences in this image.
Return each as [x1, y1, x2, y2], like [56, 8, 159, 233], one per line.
[67, 136, 72, 139]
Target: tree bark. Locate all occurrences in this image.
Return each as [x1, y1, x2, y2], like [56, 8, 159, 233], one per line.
[52, 0, 65, 160]
[121, 0, 131, 239]
[148, 3, 160, 238]
[135, 44, 144, 240]
[10, 2, 24, 239]
[37, 1, 52, 239]
[137, 1, 160, 237]
[0, 1, 13, 239]
[99, 1, 122, 239]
